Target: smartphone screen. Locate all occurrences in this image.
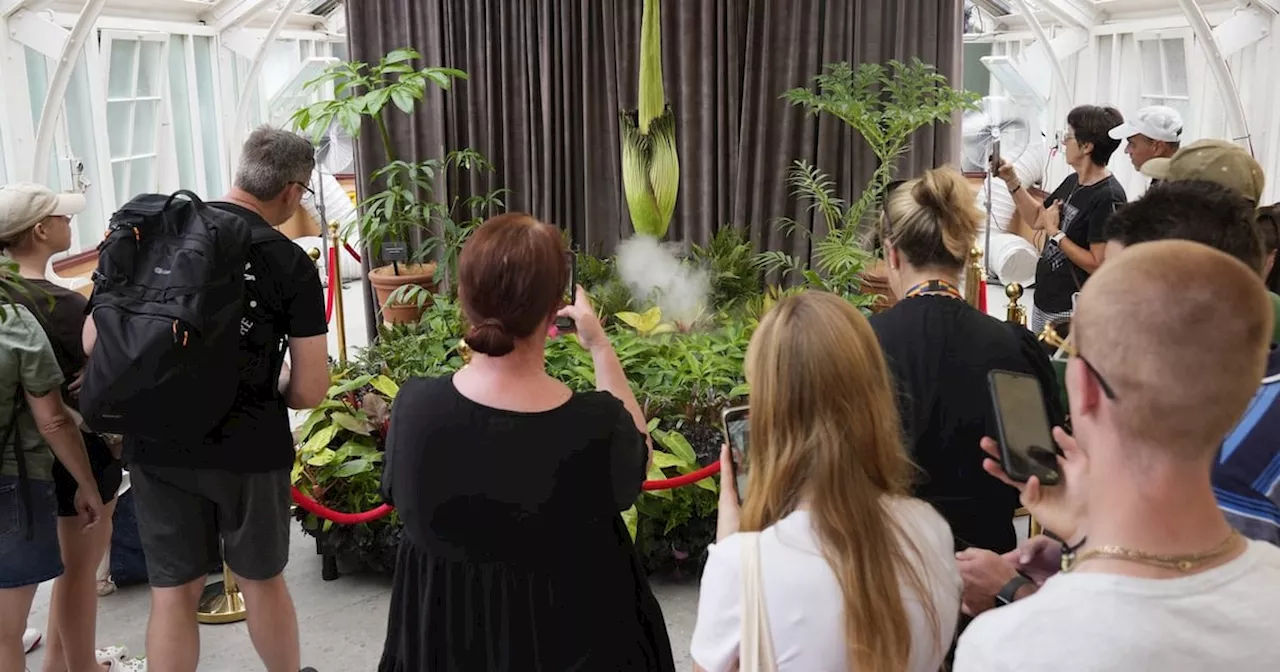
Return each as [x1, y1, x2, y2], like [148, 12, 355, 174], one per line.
[554, 251, 576, 332]
[722, 405, 750, 503]
[987, 370, 1061, 485]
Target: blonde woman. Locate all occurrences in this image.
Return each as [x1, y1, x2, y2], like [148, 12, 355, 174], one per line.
[691, 291, 961, 671]
[871, 167, 1063, 555]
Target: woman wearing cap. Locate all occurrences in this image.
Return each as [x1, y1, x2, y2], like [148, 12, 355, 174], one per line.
[0, 182, 131, 672]
[0, 184, 108, 672]
[995, 106, 1129, 334]
[1108, 105, 1183, 173]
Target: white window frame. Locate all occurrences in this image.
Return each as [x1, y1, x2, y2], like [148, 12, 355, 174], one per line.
[1134, 29, 1193, 118]
[101, 30, 173, 203]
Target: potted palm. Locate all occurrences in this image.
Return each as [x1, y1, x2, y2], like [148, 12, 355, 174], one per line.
[292, 48, 483, 323]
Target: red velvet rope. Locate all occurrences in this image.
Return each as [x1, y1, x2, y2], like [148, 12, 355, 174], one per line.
[343, 243, 362, 264]
[324, 246, 337, 323]
[291, 461, 722, 524]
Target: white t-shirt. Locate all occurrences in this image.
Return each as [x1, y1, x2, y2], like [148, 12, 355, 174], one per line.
[955, 540, 1280, 672]
[690, 499, 961, 672]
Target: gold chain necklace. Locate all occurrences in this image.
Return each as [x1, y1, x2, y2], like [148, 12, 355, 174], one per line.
[1063, 530, 1241, 574]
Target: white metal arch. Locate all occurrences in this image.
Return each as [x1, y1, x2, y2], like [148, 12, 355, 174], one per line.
[32, 0, 107, 182]
[1176, 0, 1254, 151]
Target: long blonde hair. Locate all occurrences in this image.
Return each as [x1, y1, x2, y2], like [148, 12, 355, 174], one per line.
[740, 291, 940, 671]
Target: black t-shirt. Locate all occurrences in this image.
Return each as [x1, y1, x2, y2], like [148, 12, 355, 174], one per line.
[125, 203, 327, 473]
[11, 278, 87, 407]
[1033, 174, 1127, 313]
[869, 296, 1065, 553]
[379, 376, 674, 671]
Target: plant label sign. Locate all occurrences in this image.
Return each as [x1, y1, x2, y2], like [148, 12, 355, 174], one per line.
[381, 242, 409, 263]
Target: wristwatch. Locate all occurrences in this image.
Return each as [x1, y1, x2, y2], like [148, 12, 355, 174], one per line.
[994, 573, 1034, 608]
[1050, 231, 1067, 245]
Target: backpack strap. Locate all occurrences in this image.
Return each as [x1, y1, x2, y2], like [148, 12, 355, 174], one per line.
[2, 386, 34, 540]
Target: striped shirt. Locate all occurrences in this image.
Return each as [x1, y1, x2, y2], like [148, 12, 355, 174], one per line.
[1214, 348, 1280, 546]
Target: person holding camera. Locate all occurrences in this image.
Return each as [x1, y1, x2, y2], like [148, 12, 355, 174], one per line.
[691, 291, 960, 672]
[377, 213, 674, 672]
[954, 241, 1280, 671]
[994, 105, 1128, 334]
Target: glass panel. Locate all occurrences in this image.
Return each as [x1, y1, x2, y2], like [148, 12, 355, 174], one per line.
[24, 47, 49, 127]
[129, 157, 154, 197]
[193, 36, 223, 195]
[261, 39, 300, 99]
[108, 39, 137, 99]
[1096, 35, 1113, 97]
[1138, 40, 1164, 96]
[106, 102, 131, 158]
[331, 40, 348, 62]
[131, 101, 158, 155]
[137, 41, 164, 97]
[112, 161, 128, 205]
[168, 35, 197, 190]
[1164, 38, 1189, 97]
[65, 50, 108, 251]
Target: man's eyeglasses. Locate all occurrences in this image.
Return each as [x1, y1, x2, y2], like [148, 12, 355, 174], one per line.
[290, 181, 315, 201]
[1048, 324, 1118, 401]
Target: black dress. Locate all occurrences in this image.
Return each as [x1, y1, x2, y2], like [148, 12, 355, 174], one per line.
[869, 296, 1065, 553]
[378, 375, 676, 672]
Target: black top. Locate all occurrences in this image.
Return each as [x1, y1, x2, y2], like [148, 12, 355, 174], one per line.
[1034, 174, 1127, 313]
[124, 203, 327, 472]
[378, 376, 675, 672]
[11, 278, 87, 407]
[870, 296, 1065, 553]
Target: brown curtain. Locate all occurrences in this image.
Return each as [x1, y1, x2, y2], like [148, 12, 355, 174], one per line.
[346, 0, 963, 330]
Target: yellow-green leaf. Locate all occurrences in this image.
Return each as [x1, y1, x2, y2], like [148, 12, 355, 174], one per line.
[306, 448, 337, 466]
[656, 430, 696, 464]
[370, 375, 400, 399]
[650, 450, 684, 470]
[300, 424, 339, 454]
[622, 505, 638, 541]
[330, 412, 372, 436]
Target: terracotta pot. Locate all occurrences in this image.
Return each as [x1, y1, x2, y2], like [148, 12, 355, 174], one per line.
[368, 262, 437, 325]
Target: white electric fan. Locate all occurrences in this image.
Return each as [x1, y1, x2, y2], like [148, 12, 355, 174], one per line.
[309, 119, 358, 284]
[962, 96, 1033, 279]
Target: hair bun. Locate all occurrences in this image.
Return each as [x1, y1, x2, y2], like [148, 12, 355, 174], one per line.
[466, 318, 516, 357]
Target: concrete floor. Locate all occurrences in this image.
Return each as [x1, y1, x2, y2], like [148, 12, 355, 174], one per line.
[23, 522, 702, 671]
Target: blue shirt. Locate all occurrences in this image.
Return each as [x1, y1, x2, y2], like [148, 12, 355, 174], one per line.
[1214, 348, 1280, 546]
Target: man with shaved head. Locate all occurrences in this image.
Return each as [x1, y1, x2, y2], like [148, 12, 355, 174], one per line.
[955, 241, 1280, 671]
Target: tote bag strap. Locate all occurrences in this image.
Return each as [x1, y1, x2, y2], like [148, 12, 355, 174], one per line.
[739, 532, 779, 672]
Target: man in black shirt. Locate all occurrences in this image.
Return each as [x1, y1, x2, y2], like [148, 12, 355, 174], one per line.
[99, 127, 329, 672]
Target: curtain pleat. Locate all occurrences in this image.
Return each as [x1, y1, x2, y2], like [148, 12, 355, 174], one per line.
[346, 0, 962, 333]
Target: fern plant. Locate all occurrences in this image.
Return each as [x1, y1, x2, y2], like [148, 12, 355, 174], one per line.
[782, 59, 979, 239]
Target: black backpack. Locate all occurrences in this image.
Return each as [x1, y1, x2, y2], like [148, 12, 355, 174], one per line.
[80, 190, 281, 443]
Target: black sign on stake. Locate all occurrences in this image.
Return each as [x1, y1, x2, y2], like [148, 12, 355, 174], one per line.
[382, 242, 409, 275]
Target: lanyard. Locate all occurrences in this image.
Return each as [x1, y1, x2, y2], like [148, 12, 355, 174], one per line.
[903, 279, 963, 301]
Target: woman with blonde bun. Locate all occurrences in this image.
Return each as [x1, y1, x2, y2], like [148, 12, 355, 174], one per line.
[870, 167, 1063, 555]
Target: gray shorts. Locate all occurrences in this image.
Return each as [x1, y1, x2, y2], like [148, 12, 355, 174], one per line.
[130, 464, 291, 588]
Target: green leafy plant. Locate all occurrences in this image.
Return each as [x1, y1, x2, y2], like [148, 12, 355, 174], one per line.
[615, 306, 678, 337]
[620, 0, 680, 238]
[690, 227, 763, 311]
[290, 48, 466, 164]
[782, 59, 979, 238]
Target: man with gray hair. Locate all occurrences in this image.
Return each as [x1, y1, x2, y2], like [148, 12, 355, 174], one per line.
[120, 126, 329, 672]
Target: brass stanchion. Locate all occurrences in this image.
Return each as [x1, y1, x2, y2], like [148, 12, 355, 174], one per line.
[964, 245, 984, 308]
[329, 223, 348, 365]
[197, 554, 246, 624]
[1005, 282, 1027, 326]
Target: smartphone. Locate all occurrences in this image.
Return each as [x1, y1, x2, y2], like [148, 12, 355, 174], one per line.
[990, 138, 1002, 173]
[722, 405, 750, 503]
[554, 251, 577, 332]
[987, 370, 1062, 486]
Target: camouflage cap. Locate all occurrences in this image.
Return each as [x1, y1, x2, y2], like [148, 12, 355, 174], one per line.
[1141, 139, 1265, 203]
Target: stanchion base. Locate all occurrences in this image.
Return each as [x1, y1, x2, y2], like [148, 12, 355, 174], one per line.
[196, 581, 246, 625]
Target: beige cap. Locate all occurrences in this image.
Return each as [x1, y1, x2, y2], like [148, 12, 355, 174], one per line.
[0, 183, 85, 241]
[1140, 139, 1266, 203]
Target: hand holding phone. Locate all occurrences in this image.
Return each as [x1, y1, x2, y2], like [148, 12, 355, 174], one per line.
[554, 251, 577, 332]
[987, 370, 1061, 485]
[722, 405, 750, 504]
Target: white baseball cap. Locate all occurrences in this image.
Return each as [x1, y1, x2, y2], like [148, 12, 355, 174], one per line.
[0, 182, 85, 241]
[1108, 106, 1184, 143]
